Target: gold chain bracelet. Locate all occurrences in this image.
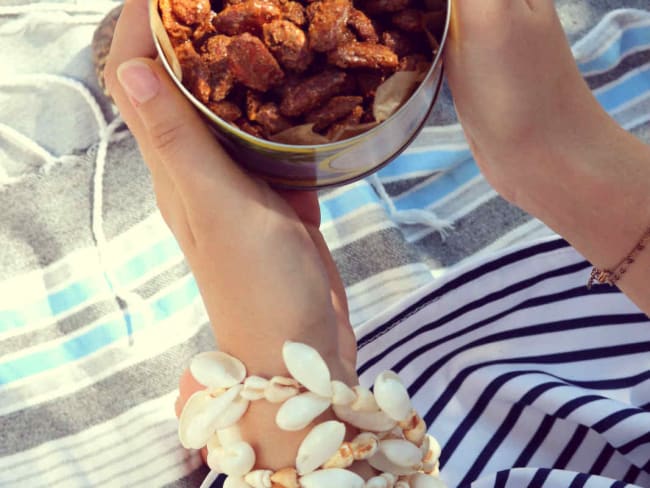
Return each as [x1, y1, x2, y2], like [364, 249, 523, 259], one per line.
[587, 227, 650, 289]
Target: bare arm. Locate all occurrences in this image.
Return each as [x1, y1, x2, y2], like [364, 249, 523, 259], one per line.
[445, 0, 650, 315]
[521, 118, 650, 313]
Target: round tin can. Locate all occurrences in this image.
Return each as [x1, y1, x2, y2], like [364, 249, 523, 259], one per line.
[150, 0, 452, 189]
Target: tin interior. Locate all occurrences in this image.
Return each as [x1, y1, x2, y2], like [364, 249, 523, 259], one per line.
[150, 0, 453, 152]
[264, 69, 445, 190]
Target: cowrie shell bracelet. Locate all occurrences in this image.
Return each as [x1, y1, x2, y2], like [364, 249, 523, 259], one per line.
[178, 341, 447, 488]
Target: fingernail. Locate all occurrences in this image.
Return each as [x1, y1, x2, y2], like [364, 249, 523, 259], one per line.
[117, 60, 160, 105]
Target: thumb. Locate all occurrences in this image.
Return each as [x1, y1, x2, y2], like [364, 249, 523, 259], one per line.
[116, 58, 257, 207]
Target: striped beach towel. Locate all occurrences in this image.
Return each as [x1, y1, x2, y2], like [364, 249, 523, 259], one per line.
[1, 2, 649, 487]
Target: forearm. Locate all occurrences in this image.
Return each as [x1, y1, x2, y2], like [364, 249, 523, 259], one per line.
[515, 115, 650, 315]
[190, 221, 359, 470]
[191, 298, 356, 470]
[445, 0, 650, 316]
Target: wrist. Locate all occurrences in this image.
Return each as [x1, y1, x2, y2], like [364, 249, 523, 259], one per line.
[513, 112, 650, 270]
[220, 341, 358, 470]
[178, 343, 443, 486]
[216, 318, 356, 380]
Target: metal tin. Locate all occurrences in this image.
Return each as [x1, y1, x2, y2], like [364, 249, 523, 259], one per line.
[150, 0, 451, 189]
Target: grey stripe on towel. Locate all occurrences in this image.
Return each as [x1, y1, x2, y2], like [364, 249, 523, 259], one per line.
[0, 325, 214, 456]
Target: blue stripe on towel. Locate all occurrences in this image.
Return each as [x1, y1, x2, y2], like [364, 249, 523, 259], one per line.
[0, 276, 199, 385]
[319, 150, 475, 224]
[595, 65, 650, 112]
[320, 184, 382, 223]
[578, 24, 650, 75]
[376, 149, 472, 179]
[114, 238, 182, 284]
[0, 237, 183, 334]
[1, 279, 105, 331]
[389, 157, 479, 211]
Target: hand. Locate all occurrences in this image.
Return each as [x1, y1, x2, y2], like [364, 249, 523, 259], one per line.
[445, 0, 650, 315]
[444, 0, 615, 209]
[104, 0, 358, 469]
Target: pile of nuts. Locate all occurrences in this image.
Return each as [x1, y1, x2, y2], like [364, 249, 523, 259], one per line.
[158, 0, 446, 142]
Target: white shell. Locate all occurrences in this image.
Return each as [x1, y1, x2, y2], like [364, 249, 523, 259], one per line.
[276, 392, 331, 431]
[331, 380, 356, 406]
[223, 476, 253, 488]
[299, 468, 365, 488]
[270, 467, 299, 488]
[425, 461, 440, 477]
[380, 426, 406, 440]
[351, 386, 380, 412]
[409, 473, 447, 488]
[207, 448, 223, 472]
[395, 481, 410, 488]
[366, 476, 389, 488]
[381, 473, 398, 487]
[213, 395, 250, 430]
[265, 376, 300, 403]
[322, 442, 354, 469]
[419, 435, 430, 457]
[400, 411, 426, 446]
[211, 441, 256, 477]
[380, 439, 423, 469]
[242, 376, 269, 401]
[332, 404, 397, 432]
[183, 385, 243, 449]
[282, 341, 332, 397]
[426, 435, 441, 463]
[350, 432, 379, 460]
[178, 390, 212, 449]
[367, 450, 419, 476]
[374, 372, 411, 422]
[218, 425, 243, 446]
[244, 469, 273, 488]
[191, 351, 247, 389]
[422, 435, 441, 474]
[207, 433, 222, 452]
[296, 420, 346, 475]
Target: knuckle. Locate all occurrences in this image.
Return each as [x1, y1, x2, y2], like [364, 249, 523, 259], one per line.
[148, 118, 186, 154]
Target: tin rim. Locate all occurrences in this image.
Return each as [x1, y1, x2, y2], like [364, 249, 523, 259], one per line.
[151, 0, 452, 152]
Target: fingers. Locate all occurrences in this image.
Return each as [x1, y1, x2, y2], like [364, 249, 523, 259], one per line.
[115, 59, 260, 218]
[104, 0, 157, 139]
[105, 0, 262, 241]
[104, 0, 190, 235]
[111, 0, 157, 59]
[104, 0, 187, 231]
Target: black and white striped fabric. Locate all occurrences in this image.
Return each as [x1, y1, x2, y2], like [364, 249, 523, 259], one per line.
[356, 238, 650, 488]
[206, 238, 650, 488]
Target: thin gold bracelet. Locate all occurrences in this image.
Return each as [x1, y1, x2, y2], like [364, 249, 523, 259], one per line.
[587, 226, 650, 289]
